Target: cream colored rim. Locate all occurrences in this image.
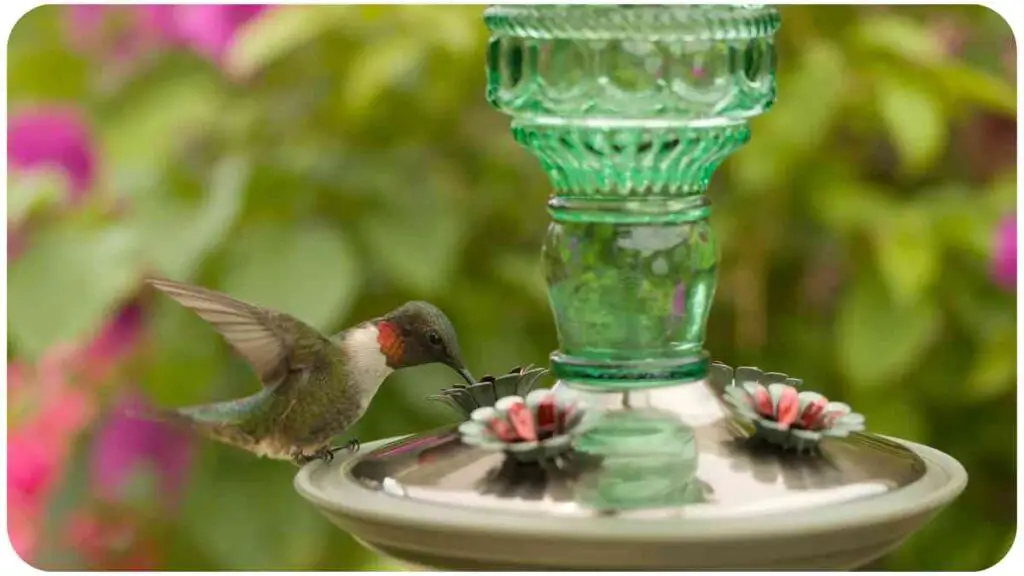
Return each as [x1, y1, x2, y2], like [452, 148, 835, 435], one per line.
[294, 435, 967, 542]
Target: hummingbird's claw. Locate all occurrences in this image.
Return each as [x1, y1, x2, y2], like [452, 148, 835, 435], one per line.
[315, 446, 336, 463]
[292, 446, 338, 465]
[322, 439, 360, 460]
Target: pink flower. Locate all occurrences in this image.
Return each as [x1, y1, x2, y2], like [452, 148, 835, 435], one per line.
[67, 507, 161, 569]
[81, 302, 145, 383]
[993, 215, 1016, 290]
[7, 106, 97, 201]
[90, 391, 194, 508]
[64, 5, 269, 71]
[7, 436, 60, 512]
[157, 5, 269, 64]
[7, 308, 143, 562]
[7, 351, 99, 562]
[65, 5, 168, 66]
[7, 105, 98, 262]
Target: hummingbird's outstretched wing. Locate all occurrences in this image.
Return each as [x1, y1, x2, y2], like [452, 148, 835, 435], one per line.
[147, 278, 337, 389]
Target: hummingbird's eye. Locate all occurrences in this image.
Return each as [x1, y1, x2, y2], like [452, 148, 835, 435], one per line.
[427, 331, 443, 347]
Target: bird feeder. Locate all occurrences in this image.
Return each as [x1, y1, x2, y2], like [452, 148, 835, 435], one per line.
[295, 5, 966, 569]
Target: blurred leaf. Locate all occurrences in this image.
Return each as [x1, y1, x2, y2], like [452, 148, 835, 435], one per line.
[872, 208, 940, 303]
[990, 171, 1017, 206]
[100, 72, 223, 178]
[851, 14, 945, 66]
[6, 169, 67, 223]
[220, 221, 362, 331]
[398, 5, 481, 54]
[810, 177, 893, 234]
[7, 6, 90, 101]
[182, 453, 328, 569]
[491, 253, 547, 307]
[966, 326, 1017, 401]
[732, 41, 847, 191]
[922, 185, 996, 257]
[135, 156, 249, 280]
[342, 37, 424, 114]
[854, 391, 927, 442]
[935, 63, 1016, 115]
[9, 218, 141, 359]
[944, 272, 1016, 342]
[357, 201, 468, 296]
[837, 278, 941, 386]
[226, 6, 353, 78]
[876, 76, 947, 175]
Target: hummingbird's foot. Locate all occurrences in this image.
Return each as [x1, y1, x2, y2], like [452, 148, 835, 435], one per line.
[312, 446, 337, 463]
[326, 438, 361, 459]
[291, 446, 337, 465]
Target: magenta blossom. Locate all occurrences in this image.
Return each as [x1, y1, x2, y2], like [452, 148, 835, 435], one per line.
[993, 215, 1016, 291]
[8, 105, 98, 261]
[159, 5, 269, 64]
[82, 303, 145, 380]
[90, 391, 194, 509]
[65, 5, 168, 66]
[8, 348, 99, 562]
[65, 5, 269, 71]
[67, 507, 161, 569]
[8, 106, 97, 201]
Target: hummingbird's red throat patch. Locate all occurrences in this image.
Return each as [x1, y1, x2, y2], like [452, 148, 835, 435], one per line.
[376, 321, 403, 366]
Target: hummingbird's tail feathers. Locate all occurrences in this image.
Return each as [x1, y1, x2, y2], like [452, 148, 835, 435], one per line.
[161, 395, 293, 460]
[118, 403, 209, 438]
[171, 388, 271, 426]
[135, 399, 260, 451]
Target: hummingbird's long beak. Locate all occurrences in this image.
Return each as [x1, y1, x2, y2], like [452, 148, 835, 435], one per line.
[456, 367, 476, 385]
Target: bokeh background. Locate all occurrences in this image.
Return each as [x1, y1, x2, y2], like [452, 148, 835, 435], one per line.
[6, 4, 1017, 571]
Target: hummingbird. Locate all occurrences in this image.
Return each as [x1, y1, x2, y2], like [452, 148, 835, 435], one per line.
[143, 278, 475, 466]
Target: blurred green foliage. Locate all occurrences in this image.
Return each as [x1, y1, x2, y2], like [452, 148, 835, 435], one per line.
[8, 4, 1016, 571]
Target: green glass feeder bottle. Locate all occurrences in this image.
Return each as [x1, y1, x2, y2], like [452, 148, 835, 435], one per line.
[485, 4, 779, 469]
[486, 4, 777, 387]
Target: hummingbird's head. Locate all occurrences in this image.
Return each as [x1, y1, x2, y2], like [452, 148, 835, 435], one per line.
[376, 301, 474, 385]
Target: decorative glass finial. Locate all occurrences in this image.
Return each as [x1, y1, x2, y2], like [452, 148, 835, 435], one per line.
[485, 5, 780, 386]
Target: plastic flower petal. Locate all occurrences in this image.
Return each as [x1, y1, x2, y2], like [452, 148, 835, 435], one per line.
[717, 363, 866, 453]
[459, 388, 593, 462]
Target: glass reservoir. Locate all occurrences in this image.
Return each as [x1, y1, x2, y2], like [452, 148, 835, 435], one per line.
[486, 4, 779, 480]
[487, 5, 777, 385]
